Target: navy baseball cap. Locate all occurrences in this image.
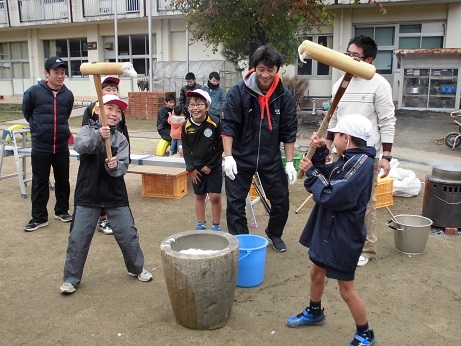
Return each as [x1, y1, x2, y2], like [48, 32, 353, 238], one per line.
[44, 56, 67, 70]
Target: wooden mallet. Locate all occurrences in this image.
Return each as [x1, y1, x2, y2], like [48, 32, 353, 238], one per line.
[294, 40, 376, 213]
[80, 62, 137, 159]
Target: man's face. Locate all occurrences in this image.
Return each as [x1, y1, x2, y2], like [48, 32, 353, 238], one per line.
[255, 62, 278, 93]
[346, 44, 373, 64]
[186, 79, 195, 87]
[45, 67, 66, 90]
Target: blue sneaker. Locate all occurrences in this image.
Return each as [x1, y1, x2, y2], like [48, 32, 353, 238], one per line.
[196, 222, 206, 230]
[348, 330, 375, 346]
[211, 224, 221, 231]
[286, 308, 325, 327]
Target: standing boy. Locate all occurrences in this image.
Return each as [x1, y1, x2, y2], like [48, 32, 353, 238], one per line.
[221, 45, 297, 252]
[287, 114, 376, 346]
[201, 71, 226, 117]
[22, 56, 74, 231]
[179, 72, 202, 118]
[168, 105, 186, 156]
[156, 93, 176, 142]
[81, 76, 130, 235]
[60, 95, 152, 294]
[181, 89, 223, 231]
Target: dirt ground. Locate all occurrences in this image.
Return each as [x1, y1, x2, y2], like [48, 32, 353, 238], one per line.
[1, 110, 461, 345]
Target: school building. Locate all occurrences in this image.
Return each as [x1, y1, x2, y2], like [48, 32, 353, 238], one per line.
[0, 0, 460, 110]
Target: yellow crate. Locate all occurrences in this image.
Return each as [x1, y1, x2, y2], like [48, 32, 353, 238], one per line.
[375, 176, 393, 208]
[142, 172, 188, 199]
[249, 181, 259, 200]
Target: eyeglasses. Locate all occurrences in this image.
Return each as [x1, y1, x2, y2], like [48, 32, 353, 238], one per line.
[188, 103, 206, 109]
[344, 52, 366, 60]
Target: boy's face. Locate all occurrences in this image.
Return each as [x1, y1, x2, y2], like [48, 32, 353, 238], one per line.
[165, 100, 175, 108]
[333, 132, 348, 156]
[255, 62, 278, 93]
[186, 79, 195, 87]
[209, 77, 219, 85]
[102, 84, 119, 96]
[95, 103, 122, 127]
[188, 97, 209, 122]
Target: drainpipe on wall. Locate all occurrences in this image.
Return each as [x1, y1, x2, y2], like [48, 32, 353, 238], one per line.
[114, 0, 118, 62]
[148, 0, 153, 89]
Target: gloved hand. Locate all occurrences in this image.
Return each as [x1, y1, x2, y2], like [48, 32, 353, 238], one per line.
[285, 161, 297, 185]
[224, 155, 238, 180]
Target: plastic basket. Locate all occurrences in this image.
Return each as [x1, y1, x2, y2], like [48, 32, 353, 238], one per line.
[282, 153, 304, 171]
[375, 176, 394, 208]
[142, 172, 188, 199]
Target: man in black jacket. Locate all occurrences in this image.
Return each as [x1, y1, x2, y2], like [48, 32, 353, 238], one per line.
[22, 56, 74, 232]
[222, 45, 298, 252]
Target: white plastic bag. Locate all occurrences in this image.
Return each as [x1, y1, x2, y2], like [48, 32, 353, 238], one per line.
[387, 159, 421, 197]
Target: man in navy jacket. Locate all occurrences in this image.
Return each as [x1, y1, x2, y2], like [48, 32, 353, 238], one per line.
[22, 56, 74, 232]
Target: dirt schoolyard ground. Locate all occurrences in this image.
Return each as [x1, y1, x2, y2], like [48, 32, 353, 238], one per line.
[1, 109, 461, 345]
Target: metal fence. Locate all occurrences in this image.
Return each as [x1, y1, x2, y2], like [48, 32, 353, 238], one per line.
[83, 0, 139, 17]
[18, 0, 69, 22]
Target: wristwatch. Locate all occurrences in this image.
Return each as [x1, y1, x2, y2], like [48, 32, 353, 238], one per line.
[381, 155, 392, 162]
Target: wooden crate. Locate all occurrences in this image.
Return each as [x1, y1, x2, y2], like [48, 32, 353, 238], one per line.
[128, 166, 188, 199]
[375, 176, 394, 208]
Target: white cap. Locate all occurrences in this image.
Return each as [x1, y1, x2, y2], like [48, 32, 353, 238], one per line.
[102, 94, 127, 112]
[186, 89, 211, 105]
[329, 114, 373, 141]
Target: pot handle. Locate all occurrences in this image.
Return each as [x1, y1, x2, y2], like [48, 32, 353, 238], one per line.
[387, 220, 406, 232]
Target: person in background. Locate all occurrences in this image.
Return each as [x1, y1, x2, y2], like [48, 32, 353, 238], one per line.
[325, 35, 396, 267]
[156, 93, 175, 142]
[22, 56, 74, 232]
[181, 89, 223, 231]
[287, 114, 376, 346]
[221, 45, 298, 252]
[179, 72, 202, 118]
[60, 95, 152, 295]
[168, 105, 186, 156]
[81, 76, 130, 235]
[201, 71, 226, 117]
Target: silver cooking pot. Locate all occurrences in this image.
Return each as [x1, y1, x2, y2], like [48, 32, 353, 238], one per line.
[406, 86, 427, 94]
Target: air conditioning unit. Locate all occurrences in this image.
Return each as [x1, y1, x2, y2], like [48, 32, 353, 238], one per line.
[104, 42, 113, 50]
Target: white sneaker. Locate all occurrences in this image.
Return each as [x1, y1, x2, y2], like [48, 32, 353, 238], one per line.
[357, 255, 369, 267]
[97, 218, 113, 235]
[128, 268, 153, 282]
[60, 282, 76, 294]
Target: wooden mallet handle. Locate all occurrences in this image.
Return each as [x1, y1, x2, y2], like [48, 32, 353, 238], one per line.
[93, 75, 113, 160]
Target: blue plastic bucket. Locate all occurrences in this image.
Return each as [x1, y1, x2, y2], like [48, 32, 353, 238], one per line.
[235, 234, 269, 288]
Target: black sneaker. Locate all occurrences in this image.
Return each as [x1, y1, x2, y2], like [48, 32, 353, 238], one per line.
[24, 221, 48, 232]
[267, 235, 286, 252]
[55, 213, 72, 222]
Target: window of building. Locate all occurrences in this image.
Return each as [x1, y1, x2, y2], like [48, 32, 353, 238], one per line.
[355, 23, 445, 73]
[0, 41, 29, 79]
[298, 35, 333, 77]
[104, 34, 156, 76]
[44, 38, 88, 77]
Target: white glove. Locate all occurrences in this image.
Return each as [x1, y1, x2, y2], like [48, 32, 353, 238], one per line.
[285, 161, 297, 185]
[224, 155, 238, 180]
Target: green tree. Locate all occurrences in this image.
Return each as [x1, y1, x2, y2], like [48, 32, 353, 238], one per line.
[169, 0, 334, 69]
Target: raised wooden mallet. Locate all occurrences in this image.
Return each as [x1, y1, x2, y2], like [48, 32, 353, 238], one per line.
[80, 62, 137, 159]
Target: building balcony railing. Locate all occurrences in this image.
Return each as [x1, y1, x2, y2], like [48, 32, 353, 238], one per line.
[18, 0, 69, 22]
[157, 0, 174, 11]
[0, 0, 7, 24]
[83, 0, 139, 17]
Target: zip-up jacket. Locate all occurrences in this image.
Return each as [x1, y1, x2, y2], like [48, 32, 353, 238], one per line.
[222, 71, 297, 172]
[299, 145, 377, 272]
[22, 79, 74, 154]
[73, 121, 129, 208]
[201, 84, 226, 117]
[181, 114, 223, 172]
